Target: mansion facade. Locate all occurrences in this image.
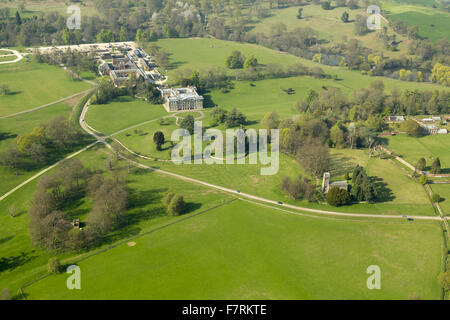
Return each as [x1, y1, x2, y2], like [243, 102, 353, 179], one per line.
[160, 87, 204, 112]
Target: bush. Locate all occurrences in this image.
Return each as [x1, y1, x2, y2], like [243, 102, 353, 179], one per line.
[431, 194, 441, 203]
[419, 175, 428, 185]
[167, 195, 186, 216]
[326, 187, 351, 207]
[48, 257, 61, 274]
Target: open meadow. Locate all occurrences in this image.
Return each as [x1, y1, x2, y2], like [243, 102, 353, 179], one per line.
[0, 59, 92, 117]
[23, 199, 444, 300]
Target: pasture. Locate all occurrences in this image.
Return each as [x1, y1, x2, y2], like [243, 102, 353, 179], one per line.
[24, 199, 443, 299]
[0, 145, 232, 296]
[0, 59, 92, 117]
[385, 134, 450, 173]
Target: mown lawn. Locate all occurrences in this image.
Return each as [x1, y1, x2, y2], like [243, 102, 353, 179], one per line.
[0, 59, 92, 117]
[24, 199, 443, 300]
[430, 183, 450, 216]
[85, 96, 167, 135]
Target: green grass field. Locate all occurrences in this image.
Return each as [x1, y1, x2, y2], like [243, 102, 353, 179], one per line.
[0, 59, 92, 117]
[382, 1, 450, 40]
[23, 199, 443, 299]
[0, 145, 232, 296]
[85, 97, 167, 135]
[157, 38, 449, 93]
[430, 184, 450, 216]
[385, 134, 450, 172]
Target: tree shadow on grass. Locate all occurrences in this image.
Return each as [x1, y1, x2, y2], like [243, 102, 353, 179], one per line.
[0, 132, 17, 142]
[371, 176, 395, 202]
[0, 251, 37, 273]
[0, 235, 14, 245]
[329, 154, 357, 176]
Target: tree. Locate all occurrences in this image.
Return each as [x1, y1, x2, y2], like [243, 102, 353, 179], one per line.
[354, 14, 368, 35]
[321, 1, 331, 10]
[224, 108, 246, 128]
[437, 272, 450, 291]
[225, 51, 245, 69]
[1, 288, 11, 300]
[326, 187, 351, 207]
[297, 8, 303, 19]
[244, 55, 258, 69]
[419, 175, 428, 185]
[416, 158, 426, 171]
[162, 193, 175, 207]
[330, 122, 346, 148]
[400, 120, 424, 137]
[167, 195, 186, 216]
[153, 131, 165, 151]
[297, 139, 330, 179]
[341, 11, 349, 23]
[261, 112, 280, 132]
[431, 157, 441, 174]
[431, 194, 441, 203]
[48, 257, 61, 274]
[180, 115, 195, 134]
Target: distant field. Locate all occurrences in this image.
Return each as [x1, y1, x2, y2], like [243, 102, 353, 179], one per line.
[0, 0, 99, 18]
[382, 1, 450, 40]
[0, 60, 92, 117]
[385, 134, 450, 172]
[24, 199, 443, 299]
[157, 38, 450, 93]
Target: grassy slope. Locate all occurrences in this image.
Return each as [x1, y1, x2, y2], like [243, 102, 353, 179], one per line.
[430, 184, 450, 216]
[382, 1, 450, 40]
[157, 38, 449, 93]
[0, 60, 91, 117]
[24, 200, 443, 300]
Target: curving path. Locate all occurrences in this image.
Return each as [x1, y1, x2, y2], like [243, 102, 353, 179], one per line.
[0, 49, 23, 64]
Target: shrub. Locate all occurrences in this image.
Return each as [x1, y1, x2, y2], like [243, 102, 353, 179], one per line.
[419, 175, 428, 185]
[431, 194, 441, 203]
[326, 187, 351, 207]
[167, 195, 186, 216]
[48, 257, 61, 274]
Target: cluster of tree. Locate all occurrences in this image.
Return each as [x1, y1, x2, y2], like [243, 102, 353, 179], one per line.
[162, 193, 186, 216]
[172, 67, 231, 93]
[297, 82, 449, 124]
[400, 120, 424, 137]
[326, 187, 351, 207]
[225, 50, 258, 69]
[28, 159, 128, 251]
[35, 49, 98, 74]
[280, 174, 317, 202]
[0, 117, 82, 171]
[351, 165, 377, 203]
[211, 107, 247, 128]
